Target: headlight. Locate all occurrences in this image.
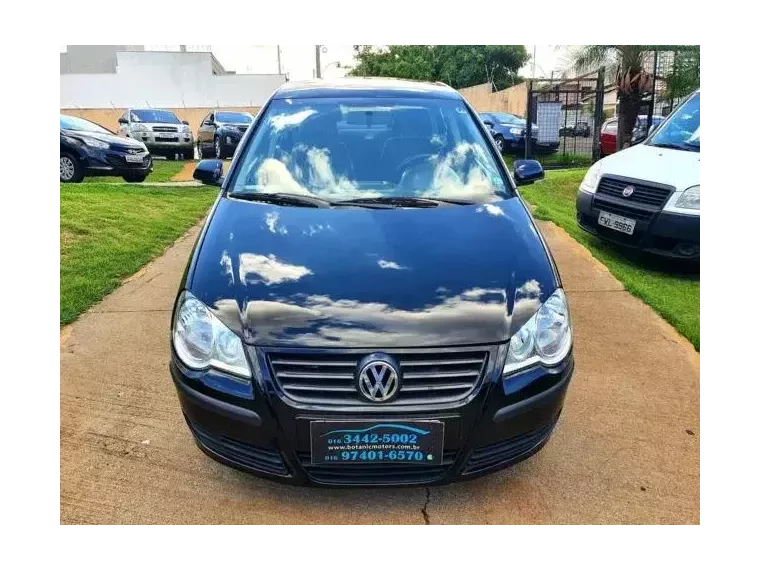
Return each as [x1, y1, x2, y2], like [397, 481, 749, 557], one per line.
[509, 127, 523, 135]
[172, 292, 251, 379]
[503, 289, 572, 375]
[663, 184, 700, 215]
[131, 124, 148, 132]
[180, 124, 191, 133]
[81, 136, 109, 149]
[675, 185, 700, 210]
[579, 161, 602, 193]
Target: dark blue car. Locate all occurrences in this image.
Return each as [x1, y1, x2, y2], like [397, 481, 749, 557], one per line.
[60, 115, 151, 183]
[170, 78, 574, 486]
[480, 112, 540, 153]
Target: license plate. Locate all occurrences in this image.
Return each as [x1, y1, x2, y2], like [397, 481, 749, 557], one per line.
[124, 154, 144, 163]
[598, 210, 636, 235]
[310, 420, 444, 465]
[155, 132, 175, 139]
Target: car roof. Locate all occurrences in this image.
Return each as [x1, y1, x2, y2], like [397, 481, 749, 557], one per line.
[272, 78, 460, 100]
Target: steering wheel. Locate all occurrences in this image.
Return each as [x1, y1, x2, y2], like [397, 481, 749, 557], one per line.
[395, 153, 436, 180]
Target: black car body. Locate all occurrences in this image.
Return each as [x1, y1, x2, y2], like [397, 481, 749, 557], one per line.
[560, 122, 590, 137]
[197, 111, 255, 159]
[170, 79, 574, 486]
[60, 115, 152, 183]
[576, 91, 700, 259]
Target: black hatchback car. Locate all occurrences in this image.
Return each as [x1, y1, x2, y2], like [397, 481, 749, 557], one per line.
[197, 111, 254, 159]
[60, 115, 151, 183]
[170, 79, 573, 486]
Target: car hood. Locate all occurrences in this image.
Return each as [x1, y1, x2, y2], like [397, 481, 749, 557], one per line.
[597, 142, 700, 191]
[62, 129, 146, 150]
[188, 197, 558, 348]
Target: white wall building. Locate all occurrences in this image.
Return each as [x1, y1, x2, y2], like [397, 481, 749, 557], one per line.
[60, 48, 287, 109]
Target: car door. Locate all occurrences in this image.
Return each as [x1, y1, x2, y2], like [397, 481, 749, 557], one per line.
[198, 113, 211, 147]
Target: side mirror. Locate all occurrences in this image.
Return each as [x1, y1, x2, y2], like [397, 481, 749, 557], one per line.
[512, 159, 544, 186]
[193, 159, 223, 186]
[182, 120, 189, 125]
[117, 117, 128, 125]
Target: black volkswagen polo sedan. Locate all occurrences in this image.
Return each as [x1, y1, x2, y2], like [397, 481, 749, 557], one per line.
[170, 79, 574, 486]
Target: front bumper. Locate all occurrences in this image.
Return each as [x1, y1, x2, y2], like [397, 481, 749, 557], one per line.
[131, 132, 194, 150]
[576, 189, 700, 259]
[170, 346, 573, 487]
[81, 148, 153, 177]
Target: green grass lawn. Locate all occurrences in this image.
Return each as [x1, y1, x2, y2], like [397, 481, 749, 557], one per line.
[519, 169, 700, 350]
[61, 183, 218, 325]
[502, 152, 594, 171]
[83, 159, 191, 184]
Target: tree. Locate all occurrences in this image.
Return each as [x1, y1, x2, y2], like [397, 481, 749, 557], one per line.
[570, 45, 699, 151]
[350, 45, 529, 91]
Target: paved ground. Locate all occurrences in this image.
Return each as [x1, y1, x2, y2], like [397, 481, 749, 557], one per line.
[60, 221, 699, 524]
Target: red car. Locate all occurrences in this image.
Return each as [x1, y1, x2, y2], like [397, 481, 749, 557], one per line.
[600, 115, 665, 156]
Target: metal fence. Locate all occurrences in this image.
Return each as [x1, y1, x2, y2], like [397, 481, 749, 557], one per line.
[516, 48, 697, 169]
[524, 69, 605, 169]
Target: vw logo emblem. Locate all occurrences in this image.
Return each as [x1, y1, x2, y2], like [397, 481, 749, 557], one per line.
[622, 185, 635, 197]
[127, 148, 141, 155]
[356, 353, 400, 403]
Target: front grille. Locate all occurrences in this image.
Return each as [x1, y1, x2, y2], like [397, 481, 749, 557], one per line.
[597, 176, 673, 208]
[151, 125, 178, 132]
[267, 349, 490, 405]
[188, 420, 289, 476]
[592, 197, 657, 221]
[462, 419, 557, 475]
[298, 451, 457, 485]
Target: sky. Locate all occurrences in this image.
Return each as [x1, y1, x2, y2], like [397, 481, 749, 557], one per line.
[63, 45, 574, 81]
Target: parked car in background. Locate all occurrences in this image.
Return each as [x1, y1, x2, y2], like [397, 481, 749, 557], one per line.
[600, 115, 665, 156]
[174, 78, 573, 487]
[197, 111, 255, 159]
[560, 121, 590, 138]
[118, 109, 194, 159]
[480, 112, 539, 152]
[60, 114, 151, 183]
[576, 90, 699, 260]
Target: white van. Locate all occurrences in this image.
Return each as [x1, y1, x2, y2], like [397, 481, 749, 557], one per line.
[576, 89, 700, 259]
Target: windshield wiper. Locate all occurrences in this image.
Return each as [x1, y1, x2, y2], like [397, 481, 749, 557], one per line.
[649, 142, 699, 152]
[227, 191, 332, 208]
[333, 196, 474, 209]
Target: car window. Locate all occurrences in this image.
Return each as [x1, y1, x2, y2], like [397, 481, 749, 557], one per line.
[228, 96, 511, 202]
[648, 92, 700, 151]
[60, 115, 112, 134]
[602, 120, 617, 133]
[200, 113, 210, 127]
[216, 112, 252, 124]
[492, 113, 522, 125]
[131, 109, 181, 124]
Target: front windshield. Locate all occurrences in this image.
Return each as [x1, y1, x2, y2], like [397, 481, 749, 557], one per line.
[228, 96, 510, 202]
[648, 92, 700, 151]
[492, 113, 522, 125]
[216, 112, 252, 124]
[131, 109, 181, 124]
[60, 115, 111, 134]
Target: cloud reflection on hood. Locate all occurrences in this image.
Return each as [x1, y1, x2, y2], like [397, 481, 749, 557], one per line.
[235, 287, 511, 347]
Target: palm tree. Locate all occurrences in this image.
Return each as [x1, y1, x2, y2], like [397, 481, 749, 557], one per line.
[570, 46, 654, 152]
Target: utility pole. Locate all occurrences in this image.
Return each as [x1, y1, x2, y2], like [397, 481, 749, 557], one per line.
[532, 45, 536, 78]
[276, 45, 282, 75]
[315, 45, 322, 78]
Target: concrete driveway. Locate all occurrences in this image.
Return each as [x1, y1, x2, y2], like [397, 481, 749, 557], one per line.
[60, 221, 699, 524]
